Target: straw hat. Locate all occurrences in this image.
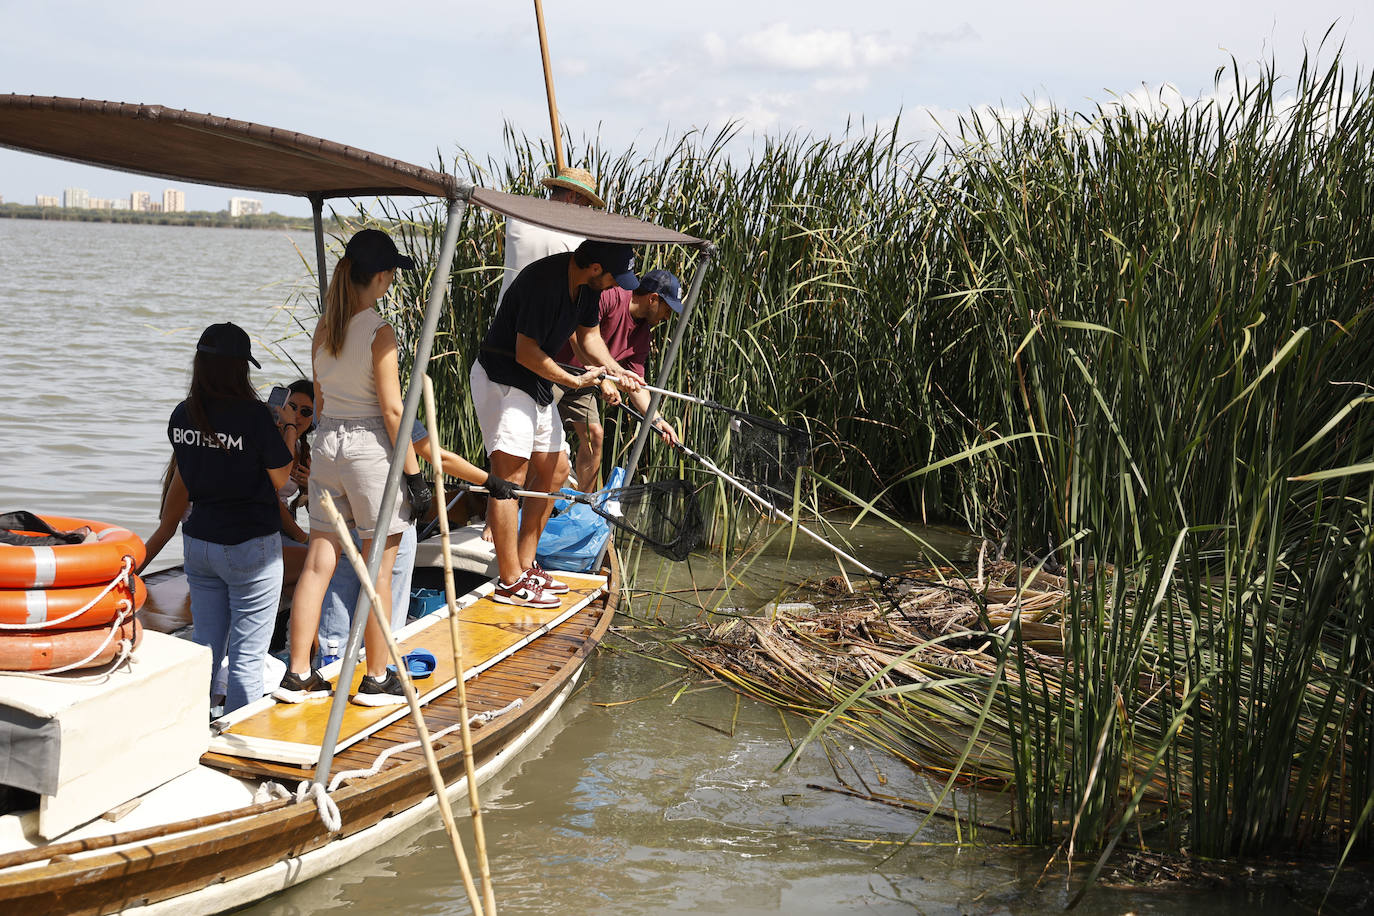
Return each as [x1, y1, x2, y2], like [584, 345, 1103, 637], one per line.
[541, 166, 605, 209]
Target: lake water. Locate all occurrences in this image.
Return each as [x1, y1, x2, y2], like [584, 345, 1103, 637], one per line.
[0, 219, 1324, 914]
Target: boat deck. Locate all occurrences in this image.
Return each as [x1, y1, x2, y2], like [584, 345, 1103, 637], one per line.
[203, 572, 609, 781]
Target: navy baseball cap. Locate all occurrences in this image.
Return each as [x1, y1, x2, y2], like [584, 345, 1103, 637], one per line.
[345, 229, 416, 272]
[581, 240, 639, 290]
[197, 322, 261, 368]
[636, 269, 684, 314]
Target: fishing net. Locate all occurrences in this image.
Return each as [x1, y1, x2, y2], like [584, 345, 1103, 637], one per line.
[589, 479, 705, 562]
[726, 415, 813, 498]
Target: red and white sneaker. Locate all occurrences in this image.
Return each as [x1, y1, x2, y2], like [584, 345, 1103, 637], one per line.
[492, 574, 560, 609]
[527, 562, 569, 596]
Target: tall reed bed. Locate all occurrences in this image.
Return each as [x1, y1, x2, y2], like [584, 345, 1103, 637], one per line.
[366, 52, 1373, 860]
[943, 57, 1374, 863]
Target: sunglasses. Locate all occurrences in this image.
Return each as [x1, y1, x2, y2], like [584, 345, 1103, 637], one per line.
[285, 402, 314, 419]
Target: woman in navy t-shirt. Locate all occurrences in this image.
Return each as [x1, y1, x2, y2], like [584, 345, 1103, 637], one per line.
[168, 322, 295, 713]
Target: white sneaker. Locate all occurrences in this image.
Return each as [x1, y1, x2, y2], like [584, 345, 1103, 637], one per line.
[491, 574, 560, 609]
[527, 562, 569, 595]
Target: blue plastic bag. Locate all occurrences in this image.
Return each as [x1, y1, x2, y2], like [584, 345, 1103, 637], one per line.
[535, 467, 625, 572]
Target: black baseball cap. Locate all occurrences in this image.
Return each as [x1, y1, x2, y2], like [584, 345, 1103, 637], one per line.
[196, 322, 260, 368]
[344, 229, 416, 272]
[580, 240, 639, 290]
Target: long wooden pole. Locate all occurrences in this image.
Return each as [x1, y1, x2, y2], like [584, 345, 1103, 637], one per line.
[422, 374, 498, 916]
[533, 0, 566, 171]
[318, 491, 486, 916]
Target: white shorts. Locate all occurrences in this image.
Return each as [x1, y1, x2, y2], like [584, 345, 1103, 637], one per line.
[470, 361, 566, 458]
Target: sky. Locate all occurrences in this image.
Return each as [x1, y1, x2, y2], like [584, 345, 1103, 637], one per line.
[2, 1, 1371, 216]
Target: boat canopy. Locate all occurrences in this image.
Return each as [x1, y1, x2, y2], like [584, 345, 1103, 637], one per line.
[0, 95, 709, 248]
[469, 188, 706, 249]
[0, 95, 456, 199]
[2, 94, 712, 785]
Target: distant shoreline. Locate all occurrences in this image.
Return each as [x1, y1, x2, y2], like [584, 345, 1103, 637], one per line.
[0, 203, 311, 231]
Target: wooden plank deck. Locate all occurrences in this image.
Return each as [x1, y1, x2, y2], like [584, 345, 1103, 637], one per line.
[204, 571, 607, 769]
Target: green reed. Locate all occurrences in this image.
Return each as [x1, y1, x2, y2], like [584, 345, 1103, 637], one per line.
[348, 49, 1373, 863]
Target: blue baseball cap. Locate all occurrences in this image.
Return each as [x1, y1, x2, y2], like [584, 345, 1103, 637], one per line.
[635, 269, 684, 314]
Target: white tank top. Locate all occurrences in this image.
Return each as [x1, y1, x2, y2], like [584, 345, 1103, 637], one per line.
[315, 309, 387, 419]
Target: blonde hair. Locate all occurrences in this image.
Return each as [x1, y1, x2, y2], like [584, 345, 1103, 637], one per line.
[320, 255, 368, 358]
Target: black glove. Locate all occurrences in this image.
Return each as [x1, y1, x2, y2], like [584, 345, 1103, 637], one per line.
[403, 471, 432, 520]
[484, 474, 518, 500]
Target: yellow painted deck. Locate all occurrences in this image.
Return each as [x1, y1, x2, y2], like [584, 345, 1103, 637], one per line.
[207, 571, 607, 766]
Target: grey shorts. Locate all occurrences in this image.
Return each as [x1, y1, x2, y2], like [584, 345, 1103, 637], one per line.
[554, 383, 600, 426]
[307, 416, 410, 540]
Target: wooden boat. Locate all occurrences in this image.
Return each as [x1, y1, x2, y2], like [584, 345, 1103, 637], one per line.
[0, 96, 714, 913]
[0, 565, 616, 915]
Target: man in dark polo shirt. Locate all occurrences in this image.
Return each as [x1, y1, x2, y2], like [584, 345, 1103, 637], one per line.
[469, 239, 644, 607]
[554, 268, 684, 491]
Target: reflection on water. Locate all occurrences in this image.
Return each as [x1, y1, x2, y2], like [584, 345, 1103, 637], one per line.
[2, 220, 1323, 915]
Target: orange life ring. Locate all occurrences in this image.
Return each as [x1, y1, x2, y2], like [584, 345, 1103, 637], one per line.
[0, 575, 145, 630]
[0, 617, 142, 672]
[0, 515, 146, 589]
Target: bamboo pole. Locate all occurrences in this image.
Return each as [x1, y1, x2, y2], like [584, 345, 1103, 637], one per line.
[533, 0, 565, 171]
[317, 491, 485, 916]
[421, 374, 498, 916]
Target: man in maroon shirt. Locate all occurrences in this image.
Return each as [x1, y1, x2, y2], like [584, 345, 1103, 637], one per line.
[554, 269, 684, 490]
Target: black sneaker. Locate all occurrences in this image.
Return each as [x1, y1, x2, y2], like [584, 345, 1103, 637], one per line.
[273, 669, 332, 703]
[352, 670, 407, 707]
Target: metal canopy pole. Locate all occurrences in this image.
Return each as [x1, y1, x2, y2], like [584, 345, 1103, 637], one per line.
[309, 195, 328, 306]
[594, 247, 714, 570]
[314, 195, 468, 789]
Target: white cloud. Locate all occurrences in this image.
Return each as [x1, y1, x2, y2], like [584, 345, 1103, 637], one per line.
[734, 23, 909, 72]
[813, 74, 872, 93]
[702, 32, 728, 61]
[731, 91, 798, 129]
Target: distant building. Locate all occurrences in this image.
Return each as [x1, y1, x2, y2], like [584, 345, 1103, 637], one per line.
[63, 187, 90, 209]
[163, 189, 186, 213]
[149, 202, 163, 213]
[36, 195, 59, 207]
[130, 191, 151, 212]
[89, 198, 111, 210]
[110, 199, 129, 210]
[228, 197, 263, 218]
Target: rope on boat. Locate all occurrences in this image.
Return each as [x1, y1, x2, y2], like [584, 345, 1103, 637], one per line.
[298, 781, 342, 833]
[0, 556, 134, 630]
[251, 697, 524, 830]
[327, 698, 525, 793]
[0, 606, 137, 679]
[253, 779, 342, 833]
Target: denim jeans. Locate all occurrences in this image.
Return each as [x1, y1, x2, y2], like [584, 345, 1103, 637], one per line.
[318, 524, 417, 663]
[183, 532, 283, 713]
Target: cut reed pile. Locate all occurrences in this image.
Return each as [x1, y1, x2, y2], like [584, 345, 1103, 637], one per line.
[673, 560, 1180, 806]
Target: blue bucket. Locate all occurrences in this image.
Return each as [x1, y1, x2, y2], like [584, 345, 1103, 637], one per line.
[409, 587, 446, 618]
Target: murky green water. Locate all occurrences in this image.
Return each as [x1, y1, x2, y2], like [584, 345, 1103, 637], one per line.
[2, 219, 1354, 914]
